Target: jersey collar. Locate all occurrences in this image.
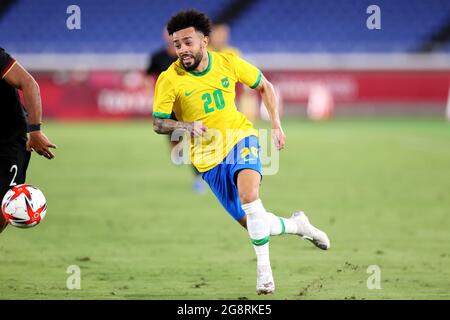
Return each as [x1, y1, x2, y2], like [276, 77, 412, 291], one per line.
[189, 51, 212, 77]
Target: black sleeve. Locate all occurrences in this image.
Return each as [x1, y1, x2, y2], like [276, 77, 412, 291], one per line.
[145, 56, 155, 75]
[0, 48, 15, 78]
[146, 51, 160, 76]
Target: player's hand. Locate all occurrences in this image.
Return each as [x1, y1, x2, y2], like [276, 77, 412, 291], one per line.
[272, 127, 285, 150]
[185, 121, 208, 137]
[27, 131, 57, 159]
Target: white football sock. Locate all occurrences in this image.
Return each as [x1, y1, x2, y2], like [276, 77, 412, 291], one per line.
[241, 199, 271, 267]
[266, 211, 298, 236]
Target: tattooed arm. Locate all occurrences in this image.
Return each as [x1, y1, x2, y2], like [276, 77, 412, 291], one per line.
[153, 117, 208, 137]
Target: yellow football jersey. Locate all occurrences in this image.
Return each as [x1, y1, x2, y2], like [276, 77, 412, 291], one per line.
[153, 51, 261, 172]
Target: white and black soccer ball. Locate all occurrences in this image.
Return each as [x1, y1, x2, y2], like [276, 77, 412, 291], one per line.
[1, 184, 47, 228]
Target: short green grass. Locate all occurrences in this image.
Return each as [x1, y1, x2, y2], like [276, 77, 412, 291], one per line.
[1, 118, 449, 299]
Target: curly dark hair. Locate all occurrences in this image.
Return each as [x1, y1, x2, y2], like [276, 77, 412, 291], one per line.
[166, 9, 212, 36]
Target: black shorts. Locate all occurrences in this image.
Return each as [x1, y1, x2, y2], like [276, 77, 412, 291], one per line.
[0, 137, 31, 201]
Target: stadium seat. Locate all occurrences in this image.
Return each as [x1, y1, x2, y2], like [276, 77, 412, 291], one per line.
[1, 0, 449, 53]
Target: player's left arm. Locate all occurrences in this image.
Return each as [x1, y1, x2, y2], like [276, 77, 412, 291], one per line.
[3, 61, 56, 159]
[232, 54, 285, 150]
[254, 74, 285, 150]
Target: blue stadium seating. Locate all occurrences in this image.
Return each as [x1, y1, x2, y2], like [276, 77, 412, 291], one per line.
[0, 0, 232, 53]
[1, 0, 449, 53]
[230, 0, 450, 52]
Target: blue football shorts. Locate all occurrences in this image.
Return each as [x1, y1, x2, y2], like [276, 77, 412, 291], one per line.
[201, 135, 262, 222]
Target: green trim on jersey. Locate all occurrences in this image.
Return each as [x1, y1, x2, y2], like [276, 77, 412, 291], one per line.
[250, 70, 262, 89]
[189, 52, 212, 77]
[251, 236, 270, 246]
[152, 112, 172, 119]
[278, 217, 286, 235]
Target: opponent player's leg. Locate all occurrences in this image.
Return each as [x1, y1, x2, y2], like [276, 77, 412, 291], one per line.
[0, 185, 8, 232]
[0, 141, 31, 234]
[168, 127, 205, 193]
[191, 165, 205, 194]
[0, 212, 7, 233]
[0, 157, 14, 233]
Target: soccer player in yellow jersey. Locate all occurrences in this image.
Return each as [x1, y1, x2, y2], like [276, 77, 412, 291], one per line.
[152, 10, 330, 295]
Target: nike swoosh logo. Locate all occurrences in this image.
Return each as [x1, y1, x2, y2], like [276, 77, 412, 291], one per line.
[184, 90, 196, 97]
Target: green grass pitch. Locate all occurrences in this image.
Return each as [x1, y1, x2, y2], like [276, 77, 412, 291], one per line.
[1, 118, 449, 299]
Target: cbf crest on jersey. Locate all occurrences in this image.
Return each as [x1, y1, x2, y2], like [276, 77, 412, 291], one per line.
[221, 77, 229, 88]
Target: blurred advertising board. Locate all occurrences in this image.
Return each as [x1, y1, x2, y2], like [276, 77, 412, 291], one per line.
[32, 70, 450, 119]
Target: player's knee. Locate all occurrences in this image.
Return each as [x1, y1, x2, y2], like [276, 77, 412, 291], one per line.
[239, 188, 259, 204]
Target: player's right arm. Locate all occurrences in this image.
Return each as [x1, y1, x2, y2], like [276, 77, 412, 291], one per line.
[1, 54, 56, 159]
[153, 118, 207, 137]
[152, 72, 206, 136]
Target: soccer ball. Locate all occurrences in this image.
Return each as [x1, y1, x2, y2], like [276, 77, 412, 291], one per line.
[1, 184, 47, 228]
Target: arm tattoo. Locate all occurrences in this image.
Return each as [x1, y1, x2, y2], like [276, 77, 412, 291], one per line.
[153, 117, 188, 135]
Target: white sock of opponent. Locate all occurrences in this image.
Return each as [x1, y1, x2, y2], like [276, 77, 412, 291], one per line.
[266, 211, 298, 236]
[241, 199, 271, 267]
